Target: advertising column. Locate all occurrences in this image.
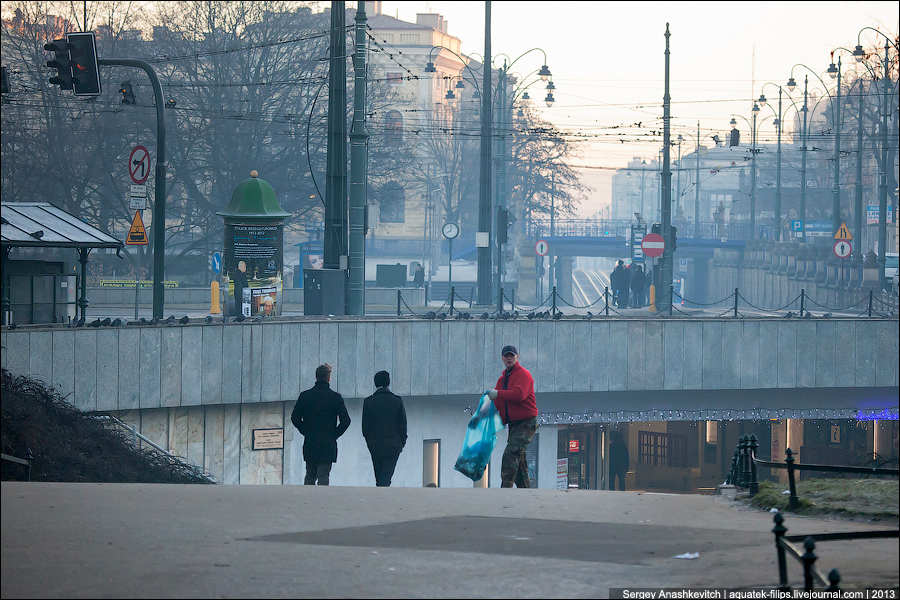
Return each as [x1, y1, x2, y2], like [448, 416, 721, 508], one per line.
[217, 171, 290, 317]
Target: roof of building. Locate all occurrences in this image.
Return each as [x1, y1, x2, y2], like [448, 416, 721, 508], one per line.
[367, 13, 432, 30]
[1, 202, 123, 249]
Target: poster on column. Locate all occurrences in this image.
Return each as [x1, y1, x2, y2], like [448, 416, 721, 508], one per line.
[224, 224, 283, 316]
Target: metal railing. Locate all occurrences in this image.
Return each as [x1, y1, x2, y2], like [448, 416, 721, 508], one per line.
[1, 450, 33, 481]
[726, 434, 899, 509]
[91, 415, 217, 483]
[526, 219, 755, 241]
[771, 511, 898, 592]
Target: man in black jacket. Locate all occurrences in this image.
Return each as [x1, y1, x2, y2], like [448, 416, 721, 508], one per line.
[609, 431, 630, 491]
[362, 371, 407, 487]
[291, 363, 351, 485]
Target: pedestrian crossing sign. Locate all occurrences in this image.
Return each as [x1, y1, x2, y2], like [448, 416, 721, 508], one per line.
[126, 210, 149, 245]
[834, 223, 852, 241]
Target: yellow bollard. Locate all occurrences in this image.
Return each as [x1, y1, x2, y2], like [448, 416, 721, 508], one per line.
[648, 283, 656, 312]
[210, 280, 221, 314]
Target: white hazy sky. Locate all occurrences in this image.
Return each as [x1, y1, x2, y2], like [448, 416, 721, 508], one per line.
[379, 1, 898, 216]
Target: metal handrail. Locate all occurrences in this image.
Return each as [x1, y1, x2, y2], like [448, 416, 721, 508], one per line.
[91, 415, 217, 483]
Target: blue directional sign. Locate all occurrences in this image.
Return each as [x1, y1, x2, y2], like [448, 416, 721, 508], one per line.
[211, 251, 222, 274]
[791, 220, 802, 232]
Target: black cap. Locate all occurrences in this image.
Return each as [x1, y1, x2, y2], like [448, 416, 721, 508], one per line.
[501, 345, 518, 356]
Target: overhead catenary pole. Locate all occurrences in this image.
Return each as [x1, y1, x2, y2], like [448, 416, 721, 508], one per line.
[477, 0, 493, 304]
[347, 1, 368, 315]
[98, 58, 166, 320]
[854, 78, 864, 248]
[775, 87, 783, 240]
[694, 121, 701, 237]
[831, 56, 842, 237]
[658, 23, 673, 314]
[324, 1, 348, 273]
[877, 40, 889, 286]
[750, 106, 757, 239]
[495, 63, 506, 313]
[800, 75, 809, 242]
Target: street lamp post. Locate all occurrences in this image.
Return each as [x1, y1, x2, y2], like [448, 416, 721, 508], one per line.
[826, 55, 843, 237]
[675, 134, 683, 218]
[786, 74, 810, 241]
[731, 104, 761, 240]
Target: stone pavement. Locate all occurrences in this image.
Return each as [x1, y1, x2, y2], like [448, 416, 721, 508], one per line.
[2, 482, 897, 598]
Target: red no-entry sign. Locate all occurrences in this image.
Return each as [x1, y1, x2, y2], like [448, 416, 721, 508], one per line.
[641, 233, 665, 258]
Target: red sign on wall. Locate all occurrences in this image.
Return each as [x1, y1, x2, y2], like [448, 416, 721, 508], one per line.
[568, 439, 580, 453]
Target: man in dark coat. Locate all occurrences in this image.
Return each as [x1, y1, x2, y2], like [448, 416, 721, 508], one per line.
[609, 431, 629, 491]
[291, 363, 351, 485]
[610, 260, 626, 308]
[630, 265, 646, 308]
[362, 370, 408, 487]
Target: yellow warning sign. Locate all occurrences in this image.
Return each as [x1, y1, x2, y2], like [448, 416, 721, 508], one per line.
[834, 223, 852, 241]
[126, 210, 149, 245]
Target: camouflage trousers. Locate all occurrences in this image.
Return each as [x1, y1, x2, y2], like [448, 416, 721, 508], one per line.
[500, 417, 538, 488]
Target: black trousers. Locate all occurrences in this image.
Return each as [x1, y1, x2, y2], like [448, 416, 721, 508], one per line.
[370, 450, 401, 487]
[609, 468, 626, 491]
[304, 461, 333, 486]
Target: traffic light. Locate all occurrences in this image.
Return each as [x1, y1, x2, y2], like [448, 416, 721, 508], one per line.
[66, 32, 101, 96]
[44, 38, 73, 90]
[119, 81, 135, 105]
[497, 208, 509, 243]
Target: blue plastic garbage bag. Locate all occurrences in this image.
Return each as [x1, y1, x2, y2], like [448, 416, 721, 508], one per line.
[454, 393, 504, 481]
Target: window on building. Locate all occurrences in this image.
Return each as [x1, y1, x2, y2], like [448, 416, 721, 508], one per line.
[423, 439, 440, 487]
[384, 110, 403, 145]
[378, 181, 405, 223]
[638, 430, 687, 467]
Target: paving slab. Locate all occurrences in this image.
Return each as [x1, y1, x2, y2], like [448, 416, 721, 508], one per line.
[2, 483, 897, 598]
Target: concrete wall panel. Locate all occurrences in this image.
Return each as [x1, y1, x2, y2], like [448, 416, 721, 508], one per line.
[572, 321, 592, 392]
[644, 321, 664, 390]
[160, 328, 182, 408]
[204, 405, 225, 482]
[299, 323, 319, 391]
[796, 321, 816, 388]
[814, 321, 836, 388]
[187, 406, 205, 466]
[626, 321, 644, 390]
[29, 332, 51, 385]
[356, 322, 376, 398]
[446, 322, 467, 395]
[608, 322, 628, 391]
[854, 321, 876, 386]
[181, 327, 202, 407]
[5, 332, 29, 376]
[139, 328, 161, 409]
[261, 324, 282, 402]
[682, 322, 702, 390]
[721, 321, 741, 390]
[758, 321, 778, 389]
[555, 321, 577, 392]
[140, 407, 168, 451]
[589, 321, 610, 392]
[96, 329, 119, 411]
[73, 331, 97, 412]
[535, 322, 554, 393]
[117, 328, 140, 409]
[663, 321, 684, 390]
[740, 322, 760, 390]
[223, 404, 241, 485]
[391, 322, 412, 397]
[701, 322, 723, 390]
[876, 321, 896, 387]
[239, 402, 283, 485]
[281, 323, 301, 402]
[222, 325, 243, 405]
[201, 326, 223, 406]
[318, 323, 339, 390]
[777, 322, 797, 388]
[337, 322, 359, 398]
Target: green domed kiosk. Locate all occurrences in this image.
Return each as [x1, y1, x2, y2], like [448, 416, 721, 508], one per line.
[217, 171, 290, 317]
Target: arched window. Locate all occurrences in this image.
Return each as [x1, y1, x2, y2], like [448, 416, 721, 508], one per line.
[379, 181, 405, 223]
[385, 110, 403, 145]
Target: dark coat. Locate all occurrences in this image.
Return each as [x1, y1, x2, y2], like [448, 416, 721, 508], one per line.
[610, 439, 629, 472]
[630, 268, 646, 293]
[362, 387, 408, 456]
[610, 265, 624, 291]
[291, 381, 351, 463]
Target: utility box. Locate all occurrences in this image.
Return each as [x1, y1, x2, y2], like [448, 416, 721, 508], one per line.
[376, 263, 407, 288]
[303, 268, 346, 315]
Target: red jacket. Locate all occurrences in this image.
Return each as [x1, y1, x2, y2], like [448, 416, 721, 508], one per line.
[492, 362, 538, 424]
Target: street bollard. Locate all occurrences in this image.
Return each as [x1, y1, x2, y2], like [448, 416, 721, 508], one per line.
[785, 448, 799, 510]
[648, 284, 656, 313]
[210, 281, 221, 314]
[749, 434, 759, 496]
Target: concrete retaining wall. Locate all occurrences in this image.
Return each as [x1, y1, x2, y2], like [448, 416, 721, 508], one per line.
[2, 318, 896, 412]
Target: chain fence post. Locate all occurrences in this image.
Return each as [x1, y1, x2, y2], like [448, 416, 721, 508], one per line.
[733, 287, 739, 318]
[800, 288, 805, 317]
[397, 289, 401, 316]
[552, 286, 557, 317]
[668, 283, 674, 316]
[749, 434, 759, 496]
[604, 286, 610, 317]
[450, 286, 455, 317]
[868, 289, 873, 317]
[801, 537, 817, 592]
[773, 512, 790, 591]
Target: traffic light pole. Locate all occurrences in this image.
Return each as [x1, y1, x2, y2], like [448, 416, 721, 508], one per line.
[99, 58, 167, 320]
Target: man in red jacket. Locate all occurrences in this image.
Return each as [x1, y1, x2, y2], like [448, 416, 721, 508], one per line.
[485, 345, 538, 488]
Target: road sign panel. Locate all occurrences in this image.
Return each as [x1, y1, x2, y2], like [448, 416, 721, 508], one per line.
[834, 223, 852, 240]
[535, 239, 549, 256]
[211, 251, 222, 274]
[833, 239, 851, 259]
[641, 233, 665, 258]
[128, 196, 147, 211]
[129, 145, 150, 184]
[129, 184, 147, 196]
[125, 210, 149, 245]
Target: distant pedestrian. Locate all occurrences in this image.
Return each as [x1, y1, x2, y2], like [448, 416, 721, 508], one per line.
[609, 431, 629, 491]
[611, 260, 627, 308]
[362, 370, 408, 487]
[482, 345, 538, 488]
[291, 363, 351, 486]
[413, 264, 425, 288]
[630, 265, 646, 308]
